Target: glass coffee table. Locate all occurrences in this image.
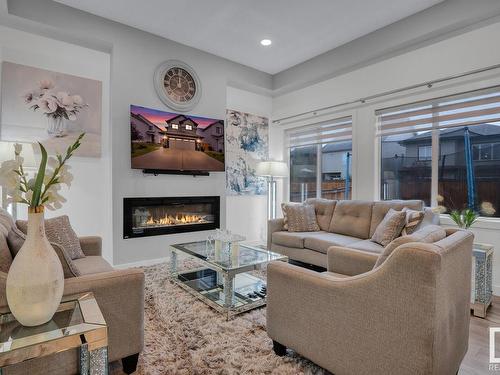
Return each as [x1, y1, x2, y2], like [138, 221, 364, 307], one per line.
[169, 241, 287, 319]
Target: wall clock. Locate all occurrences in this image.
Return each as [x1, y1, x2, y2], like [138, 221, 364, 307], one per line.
[154, 60, 201, 112]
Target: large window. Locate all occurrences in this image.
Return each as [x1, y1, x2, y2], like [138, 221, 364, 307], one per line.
[288, 116, 352, 202]
[378, 86, 500, 217]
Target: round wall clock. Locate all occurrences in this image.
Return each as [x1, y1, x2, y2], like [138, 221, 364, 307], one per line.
[154, 60, 202, 112]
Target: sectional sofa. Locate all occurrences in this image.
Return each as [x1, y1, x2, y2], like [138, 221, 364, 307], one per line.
[268, 198, 439, 270]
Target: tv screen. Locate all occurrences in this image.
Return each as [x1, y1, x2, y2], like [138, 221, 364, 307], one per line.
[130, 105, 225, 173]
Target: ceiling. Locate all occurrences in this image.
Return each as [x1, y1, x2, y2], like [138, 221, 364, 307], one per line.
[54, 0, 444, 74]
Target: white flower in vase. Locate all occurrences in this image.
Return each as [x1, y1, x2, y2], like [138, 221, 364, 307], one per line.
[25, 80, 88, 138]
[0, 135, 85, 326]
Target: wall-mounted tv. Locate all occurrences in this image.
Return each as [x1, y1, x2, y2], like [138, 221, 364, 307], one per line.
[130, 105, 225, 174]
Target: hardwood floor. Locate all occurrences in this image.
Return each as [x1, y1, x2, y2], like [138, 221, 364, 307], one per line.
[461, 297, 500, 374]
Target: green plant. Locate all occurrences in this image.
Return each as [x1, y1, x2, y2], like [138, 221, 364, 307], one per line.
[449, 208, 478, 229]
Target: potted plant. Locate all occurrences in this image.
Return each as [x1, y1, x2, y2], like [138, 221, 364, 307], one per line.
[0, 134, 84, 326]
[449, 208, 479, 230]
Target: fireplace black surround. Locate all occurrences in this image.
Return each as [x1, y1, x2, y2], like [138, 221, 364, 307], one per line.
[123, 196, 220, 239]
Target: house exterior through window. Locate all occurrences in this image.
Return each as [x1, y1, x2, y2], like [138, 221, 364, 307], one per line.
[287, 116, 353, 202]
[377, 86, 500, 217]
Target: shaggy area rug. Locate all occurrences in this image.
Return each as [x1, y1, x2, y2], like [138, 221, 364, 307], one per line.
[112, 261, 327, 375]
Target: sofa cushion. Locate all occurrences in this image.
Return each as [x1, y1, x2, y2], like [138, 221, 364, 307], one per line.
[401, 207, 425, 235]
[17, 215, 85, 260]
[0, 210, 14, 273]
[272, 231, 307, 248]
[369, 200, 423, 237]
[329, 200, 373, 239]
[374, 224, 447, 268]
[349, 240, 384, 254]
[72, 256, 114, 275]
[281, 203, 320, 232]
[305, 198, 336, 231]
[371, 208, 407, 247]
[304, 232, 359, 254]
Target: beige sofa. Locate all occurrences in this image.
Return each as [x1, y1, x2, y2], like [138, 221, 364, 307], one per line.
[268, 199, 439, 269]
[267, 228, 474, 374]
[0, 217, 144, 374]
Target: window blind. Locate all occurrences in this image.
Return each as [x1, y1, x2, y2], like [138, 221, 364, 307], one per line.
[376, 86, 500, 137]
[286, 116, 352, 148]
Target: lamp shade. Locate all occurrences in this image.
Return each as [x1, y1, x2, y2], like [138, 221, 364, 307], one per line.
[256, 160, 288, 177]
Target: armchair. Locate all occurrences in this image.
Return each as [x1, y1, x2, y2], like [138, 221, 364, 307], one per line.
[0, 236, 144, 375]
[267, 229, 473, 375]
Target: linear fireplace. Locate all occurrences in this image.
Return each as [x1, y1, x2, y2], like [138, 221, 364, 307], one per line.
[123, 196, 220, 238]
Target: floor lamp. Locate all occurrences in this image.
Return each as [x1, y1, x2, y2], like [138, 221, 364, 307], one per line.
[256, 161, 288, 220]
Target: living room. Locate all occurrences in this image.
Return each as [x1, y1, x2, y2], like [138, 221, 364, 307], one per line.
[0, 0, 498, 373]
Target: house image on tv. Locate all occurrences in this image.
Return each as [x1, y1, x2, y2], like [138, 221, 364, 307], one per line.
[197, 120, 224, 152]
[163, 114, 203, 150]
[131, 112, 164, 144]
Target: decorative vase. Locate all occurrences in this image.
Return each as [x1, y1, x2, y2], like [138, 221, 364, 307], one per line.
[46, 116, 67, 138]
[6, 206, 64, 326]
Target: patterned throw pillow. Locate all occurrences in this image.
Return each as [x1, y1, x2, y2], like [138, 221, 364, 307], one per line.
[401, 207, 425, 235]
[371, 208, 407, 247]
[281, 203, 320, 232]
[16, 215, 85, 260]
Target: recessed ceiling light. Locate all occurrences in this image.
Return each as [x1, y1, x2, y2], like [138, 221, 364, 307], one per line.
[260, 39, 272, 46]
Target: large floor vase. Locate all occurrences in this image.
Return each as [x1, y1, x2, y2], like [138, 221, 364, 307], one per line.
[6, 206, 64, 326]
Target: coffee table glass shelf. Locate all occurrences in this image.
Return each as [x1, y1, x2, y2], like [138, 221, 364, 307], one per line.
[169, 241, 287, 319]
[0, 292, 108, 375]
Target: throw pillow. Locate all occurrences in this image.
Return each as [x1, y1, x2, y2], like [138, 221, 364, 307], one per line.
[401, 207, 425, 235]
[0, 235, 12, 273]
[373, 224, 447, 268]
[281, 203, 320, 232]
[370, 208, 406, 247]
[16, 215, 85, 260]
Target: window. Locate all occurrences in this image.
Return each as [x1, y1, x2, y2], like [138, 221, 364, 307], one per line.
[378, 86, 500, 217]
[473, 143, 500, 161]
[185, 124, 192, 130]
[172, 124, 179, 130]
[287, 116, 352, 202]
[418, 145, 432, 161]
[216, 126, 221, 134]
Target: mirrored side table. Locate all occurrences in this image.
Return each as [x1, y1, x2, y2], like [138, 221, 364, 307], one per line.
[0, 292, 108, 375]
[471, 243, 493, 318]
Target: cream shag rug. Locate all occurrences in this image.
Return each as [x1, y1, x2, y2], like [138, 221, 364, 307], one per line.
[113, 261, 327, 375]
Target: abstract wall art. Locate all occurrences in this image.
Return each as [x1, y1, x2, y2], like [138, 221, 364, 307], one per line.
[225, 109, 268, 195]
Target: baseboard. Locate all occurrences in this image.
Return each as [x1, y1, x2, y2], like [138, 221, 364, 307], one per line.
[113, 256, 169, 269]
[493, 285, 500, 297]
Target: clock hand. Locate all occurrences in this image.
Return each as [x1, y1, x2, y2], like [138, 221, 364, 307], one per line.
[177, 76, 181, 89]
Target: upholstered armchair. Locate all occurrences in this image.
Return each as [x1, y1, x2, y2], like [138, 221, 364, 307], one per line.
[267, 229, 473, 375]
[0, 236, 145, 375]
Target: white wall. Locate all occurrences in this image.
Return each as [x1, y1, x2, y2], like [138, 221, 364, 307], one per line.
[272, 20, 500, 293]
[226, 87, 272, 242]
[0, 25, 113, 263]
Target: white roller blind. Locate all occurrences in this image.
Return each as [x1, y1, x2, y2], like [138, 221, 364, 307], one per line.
[376, 86, 500, 137]
[286, 116, 352, 148]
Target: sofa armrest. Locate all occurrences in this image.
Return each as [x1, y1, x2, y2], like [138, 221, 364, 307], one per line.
[267, 218, 285, 249]
[79, 236, 102, 256]
[64, 268, 144, 362]
[327, 246, 378, 275]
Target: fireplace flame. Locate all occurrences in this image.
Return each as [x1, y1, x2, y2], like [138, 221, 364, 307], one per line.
[145, 213, 205, 226]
